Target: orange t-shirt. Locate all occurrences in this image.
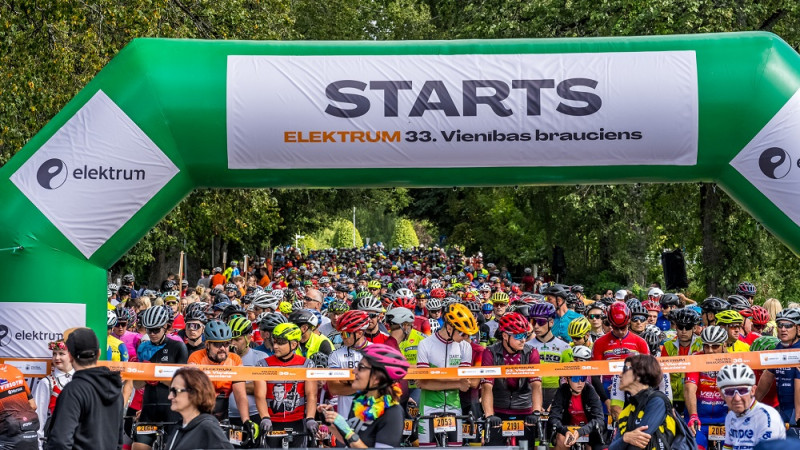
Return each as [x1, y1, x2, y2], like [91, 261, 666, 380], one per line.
[210, 274, 227, 289]
[187, 350, 242, 397]
[258, 275, 271, 288]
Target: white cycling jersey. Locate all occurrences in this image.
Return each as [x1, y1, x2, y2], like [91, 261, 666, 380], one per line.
[328, 344, 367, 415]
[723, 400, 785, 450]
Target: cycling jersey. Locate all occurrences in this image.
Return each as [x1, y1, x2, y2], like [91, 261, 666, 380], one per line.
[398, 329, 426, 389]
[592, 330, 649, 384]
[728, 339, 751, 353]
[297, 333, 333, 359]
[661, 336, 702, 401]
[136, 337, 189, 429]
[481, 342, 541, 414]
[328, 343, 368, 415]
[264, 353, 313, 422]
[114, 330, 142, 361]
[228, 348, 268, 420]
[685, 355, 728, 424]
[188, 350, 243, 398]
[106, 334, 129, 362]
[740, 331, 760, 345]
[364, 330, 390, 345]
[723, 400, 785, 450]
[526, 335, 573, 388]
[552, 309, 582, 342]
[416, 332, 471, 412]
[413, 315, 432, 335]
[767, 339, 800, 414]
[0, 364, 38, 438]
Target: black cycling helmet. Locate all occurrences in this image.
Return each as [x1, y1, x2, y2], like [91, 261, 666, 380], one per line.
[626, 299, 647, 318]
[659, 293, 681, 308]
[701, 297, 730, 313]
[671, 307, 700, 326]
[220, 304, 247, 322]
[184, 308, 208, 324]
[726, 295, 751, 312]
[542, 284, 569, 299]
[118, 285, 132, 296]
[259, 312, 288, 333]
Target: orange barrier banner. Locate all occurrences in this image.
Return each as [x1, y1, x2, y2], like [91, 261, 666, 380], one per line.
[12, 348, 800, 380]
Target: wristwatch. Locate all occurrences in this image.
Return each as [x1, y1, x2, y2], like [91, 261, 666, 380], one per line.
[346, 432, 360, 445]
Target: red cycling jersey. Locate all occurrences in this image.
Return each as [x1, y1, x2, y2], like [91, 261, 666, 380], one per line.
[592, 330, 649, 382]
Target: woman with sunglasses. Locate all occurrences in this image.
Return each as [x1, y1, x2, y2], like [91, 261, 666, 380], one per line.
[549, 373, 605, 450]
[32, 339, 74, 442]
[481, 312, 543, 446]
[585, 304, 606, 342]
[320, 344, 409, 448]
[164, 367, 233, 449]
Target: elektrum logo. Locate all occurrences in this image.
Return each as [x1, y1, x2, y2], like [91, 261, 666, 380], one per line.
[37, 158, 68, 190]
[758, 147, 791, 179]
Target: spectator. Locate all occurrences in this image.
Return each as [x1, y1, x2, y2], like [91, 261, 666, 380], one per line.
[164, 367, 233, 449]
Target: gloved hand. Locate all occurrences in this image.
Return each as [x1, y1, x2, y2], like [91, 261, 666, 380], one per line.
[687, 414, 701, 433]
[260, 417, 272, 434]
[243, 420, 260, 445]
[305, 418, 320, 436]
[525, 414, 540, 426]
[486, 415, 502, 429]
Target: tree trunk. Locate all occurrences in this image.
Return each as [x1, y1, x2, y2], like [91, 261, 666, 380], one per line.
[701, 183, 723, 295]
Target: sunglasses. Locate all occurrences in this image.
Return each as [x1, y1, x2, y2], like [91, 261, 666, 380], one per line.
[570, 376, 587, 383]
[208, 341, 231, 348]
[165, 301, 178, 306]
[512, 332, 527, 341]
[588, 314, 604, 320]
[146, 327, 164, 334]
[242, 300, 252, 305]
[186, 323, 203, 331]
[752, 323, 765, 329]
[355, 363, 371, 372]
[169, 387, 190, 396]
[368, 313, 379, 319]
[531, 318, 549, 327]
[721, 386, 751, 398]
[676, 324, 694, 331]
[622, 365, 632, 374]
[631, 316, 647, 323]
[703, 343, 723, 351]
[777, 322, 796, 329]
[114, 322, 128, 328]
[340, 331, 352, 339]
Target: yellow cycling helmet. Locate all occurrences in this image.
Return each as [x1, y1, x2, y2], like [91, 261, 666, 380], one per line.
[490, 292, 510, 304]
[444, 303, 479, 335]
[278, 301, 293, 315]
[367, 280, 382, 290]
[228, 316, 253, 338]
[567, 317, 592, 338]
[715, 310, 744, 325]
[273, 323, 302, 341]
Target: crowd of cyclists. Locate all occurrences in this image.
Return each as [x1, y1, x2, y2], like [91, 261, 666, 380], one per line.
[4, 244, 800, 450]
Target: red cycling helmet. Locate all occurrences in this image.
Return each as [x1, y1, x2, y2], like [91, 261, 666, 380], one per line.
[499, 312, 530, 334]
[608, 301, 631, 328]
[751, 305, 770, 325]
[462, 291, 477, 302]
[392, 295, 416, 310]
[641, 300, 661, 312]
[430, 288, 447, 299]
[336, 310, 370, 332]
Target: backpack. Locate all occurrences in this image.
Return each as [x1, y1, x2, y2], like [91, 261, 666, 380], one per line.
[626, 389, 696, 450]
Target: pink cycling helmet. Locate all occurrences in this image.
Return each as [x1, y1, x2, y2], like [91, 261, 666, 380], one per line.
[359, 344, 410, 381]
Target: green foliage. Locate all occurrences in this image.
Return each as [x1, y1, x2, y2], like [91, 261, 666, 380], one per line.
[331, 219, 363, 248]
[391, 218, 420, 248]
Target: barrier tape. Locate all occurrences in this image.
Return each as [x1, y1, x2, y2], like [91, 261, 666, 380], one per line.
[6, 348, 800, 381]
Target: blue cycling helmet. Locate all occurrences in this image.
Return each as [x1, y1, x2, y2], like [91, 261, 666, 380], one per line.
[528, 302, 556, 319]
[204, 319, 233, 342]
[481, 303, 494, 313]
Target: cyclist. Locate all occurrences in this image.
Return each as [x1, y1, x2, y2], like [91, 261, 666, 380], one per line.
[526, 302, 573, 410]
[383, 307, 426, 383]
[106, 310, 130, 362]
[318, 299, 349, 340]
[718, 364, 785, 450]
[264, 323, 319, 448]
[642, 300, 661, 327]
[481, 312, 543, 446]
[255, 312, 287, 356]
[358, 297, 390, 344]
[572, 345, 611, 411]
[701, 297, 730, 326]
[181, 307, 207, 355]
[328, 310, 372, 417]
[592, 301, 649, 421]
[585, 303, 606, 342]
[568, 316, 593, 348]
[289, 309, 334, 360]
[227, 317, 270, 437]
[416, 303, 477, 446]
[548, 374, 605, 450]
[252, 291, 280, 318]
[685, 325, 730, 450]
[662, 308, 703, 413]
[319, 344, 409, 448]
[134, 306, 189, 450]
[751, 305, 772, 337]
[755, 308, 800, 426]
[542, 285, 582, 342]
[111, 306, 141, 361]
[714, 310, 751, 353]
[627, 299, 648, 336]
[489, 291, 510, 324]
[751, 336, 781, 410]
[427, 297, 445, 331]
[187, 320, 257, 433]
[658, 293, 681, 331]
[392, 289, 432, 335]
[736, 281, 757, 305]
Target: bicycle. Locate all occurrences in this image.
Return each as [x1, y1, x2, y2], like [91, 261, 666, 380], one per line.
[417, 412, 476, 447]
[261, 426, 318, 449]
[132, 421, 176, 450]
[219, 420, 250, 448]
[486, 414, 539, 450]
[705, 424, 726, 450]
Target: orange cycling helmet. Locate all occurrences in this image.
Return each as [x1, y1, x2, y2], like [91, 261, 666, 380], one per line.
[444, 303, 479, 335]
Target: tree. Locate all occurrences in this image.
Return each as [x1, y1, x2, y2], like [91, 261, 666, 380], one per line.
[331, 219, 363, 248]
[391, 218, 420, 248]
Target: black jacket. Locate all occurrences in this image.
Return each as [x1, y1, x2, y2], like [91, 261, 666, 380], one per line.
[45, 366, 124, 450]
[165, 414, 233, 450]
[547, 382, 605, 439]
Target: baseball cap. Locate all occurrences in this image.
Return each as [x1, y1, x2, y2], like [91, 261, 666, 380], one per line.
[615, 289, 628, 300]
[66, 327, 99, 360]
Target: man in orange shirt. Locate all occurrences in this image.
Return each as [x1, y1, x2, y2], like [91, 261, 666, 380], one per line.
[210, 267, 227, 289]
[188, 320, 270, 442]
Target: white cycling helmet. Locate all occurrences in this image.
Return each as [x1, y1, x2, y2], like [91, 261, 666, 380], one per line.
[716, 363, 756, 388]
[359, 296, 384, 313]
[385, 307, 415, 325]
[107, 310, 118, 327]
[140, 306, 170, 328]
[253, 292, 280, 310]
[572, 345, 592, 361]
[700, 325, 728, 345]
[429, 317, 441, 333]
